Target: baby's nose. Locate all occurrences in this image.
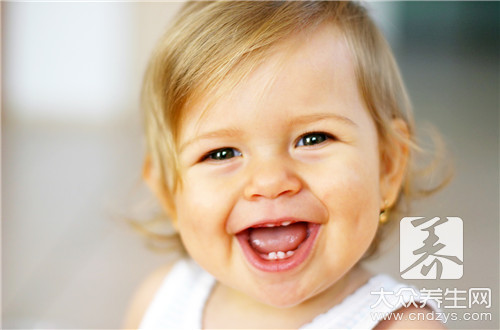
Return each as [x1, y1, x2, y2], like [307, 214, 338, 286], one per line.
[243, 157, 302, 200]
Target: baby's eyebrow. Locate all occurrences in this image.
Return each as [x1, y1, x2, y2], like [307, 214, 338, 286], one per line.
[179, 113, 356, 152]
[288, 113, 357, 127]
[179, 127, 241, 152]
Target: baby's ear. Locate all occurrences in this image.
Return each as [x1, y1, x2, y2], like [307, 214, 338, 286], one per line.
[379, 119, 410, 207]
[143, 155, 178, 229]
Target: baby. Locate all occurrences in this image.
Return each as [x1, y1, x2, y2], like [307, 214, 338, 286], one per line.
[126, 1, 446, 329]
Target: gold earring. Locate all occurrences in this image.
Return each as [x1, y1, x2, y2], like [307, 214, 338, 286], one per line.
[379, 200, 389, 224]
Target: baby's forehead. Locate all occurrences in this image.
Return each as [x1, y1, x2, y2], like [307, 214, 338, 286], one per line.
[179, 22, 354, 127]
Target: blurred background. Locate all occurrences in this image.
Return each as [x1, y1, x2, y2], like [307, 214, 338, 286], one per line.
[2, 1, 498, 329]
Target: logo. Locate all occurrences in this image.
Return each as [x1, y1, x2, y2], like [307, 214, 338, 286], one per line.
[400, 216, 463, 279]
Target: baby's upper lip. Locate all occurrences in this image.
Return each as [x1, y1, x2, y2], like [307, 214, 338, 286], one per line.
[234, 217, 319, 235]
[227, 192, 328, 234]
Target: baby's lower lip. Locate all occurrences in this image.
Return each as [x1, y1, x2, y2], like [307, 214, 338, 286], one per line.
[236, 222, 321, 273]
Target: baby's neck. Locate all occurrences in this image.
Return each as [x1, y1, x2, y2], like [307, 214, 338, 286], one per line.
[202, 266, 372, 329]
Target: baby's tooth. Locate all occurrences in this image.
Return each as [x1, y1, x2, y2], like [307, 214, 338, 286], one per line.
[265, 251, 294, 260]
[281, 221, 291, 226]
[265, 223, 275, 227]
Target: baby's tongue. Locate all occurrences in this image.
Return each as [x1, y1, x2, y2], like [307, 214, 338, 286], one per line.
[249, 222, 308, 254]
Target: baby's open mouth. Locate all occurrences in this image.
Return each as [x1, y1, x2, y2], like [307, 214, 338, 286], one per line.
[236, 220, 320, 272]
[248, 221, 309, 260]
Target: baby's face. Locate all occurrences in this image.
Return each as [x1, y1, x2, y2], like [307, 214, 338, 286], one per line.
[174, 23, 382, 307]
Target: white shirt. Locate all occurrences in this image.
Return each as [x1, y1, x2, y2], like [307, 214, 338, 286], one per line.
[139, 259, 439, 329]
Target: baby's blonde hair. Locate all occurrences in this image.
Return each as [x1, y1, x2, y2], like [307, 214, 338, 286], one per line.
[141, 1, 449, 257]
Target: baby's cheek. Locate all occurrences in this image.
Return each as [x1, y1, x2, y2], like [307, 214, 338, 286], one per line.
[175, 178, 235, 261]
[318, 165, 379, 271]
[320, 158, 375, 201]
[318, 159, 380, 235]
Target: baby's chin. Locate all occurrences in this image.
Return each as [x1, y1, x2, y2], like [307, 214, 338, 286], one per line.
[244, 292, 310, 309]
[230, 264, 365, 310]
[257, 293, 306, 309]
[236, 277, 331, 309]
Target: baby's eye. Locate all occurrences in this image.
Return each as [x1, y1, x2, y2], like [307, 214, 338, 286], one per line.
[203, 148, 242, 161]
[296, 132, 332, 147]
